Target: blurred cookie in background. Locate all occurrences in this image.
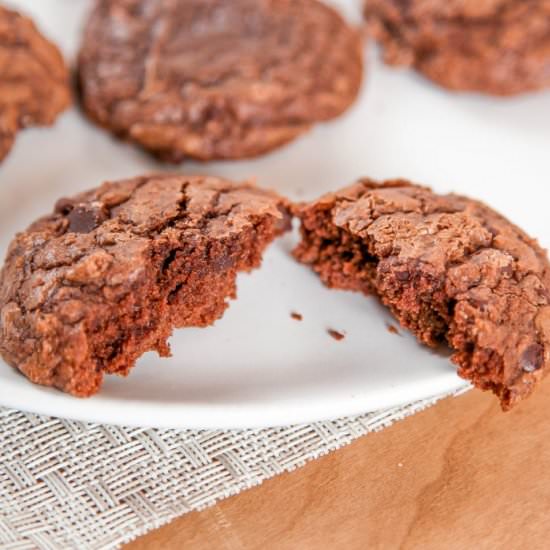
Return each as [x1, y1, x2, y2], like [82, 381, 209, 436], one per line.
[0, 4, 71, 162]
[78, 0, 364, 162]
[365, 0, 550, 95]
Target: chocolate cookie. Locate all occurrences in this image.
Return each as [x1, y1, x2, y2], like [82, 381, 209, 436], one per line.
[0, 5, 71, 162]
[0, 175, 290, 396]
[294, 180, 550, 409]
[364, 0, 550, 95]
[78, 0, 363, 162]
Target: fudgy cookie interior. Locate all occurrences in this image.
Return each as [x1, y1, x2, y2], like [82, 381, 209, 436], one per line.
[293, 199, 451, 345]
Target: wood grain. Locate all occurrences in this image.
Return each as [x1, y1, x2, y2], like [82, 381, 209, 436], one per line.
[126, 376, 550, 549]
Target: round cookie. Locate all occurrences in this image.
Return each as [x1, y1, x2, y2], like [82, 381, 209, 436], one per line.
[294, 179, 550, 410]
[0, 5, 71, 162]
[365, 0, 550, 95]
[0, 175, 290, 396]
[78, 0, 363, 162]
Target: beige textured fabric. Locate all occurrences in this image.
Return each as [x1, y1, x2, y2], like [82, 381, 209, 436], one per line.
[0, 390, 466, 550]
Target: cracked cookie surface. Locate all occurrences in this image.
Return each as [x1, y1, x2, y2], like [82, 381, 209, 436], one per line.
[0, 5, 71, 162]
[364, 0, 550, 95]
[0, 174, 290, 396]
[78, 0, 363, 162]
[294, 179, 550, 409]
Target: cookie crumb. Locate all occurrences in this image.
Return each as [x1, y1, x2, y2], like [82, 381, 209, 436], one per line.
[327, 329, 345, 341]
[290, 311, 303, 321]
[386, 323, 400, 335]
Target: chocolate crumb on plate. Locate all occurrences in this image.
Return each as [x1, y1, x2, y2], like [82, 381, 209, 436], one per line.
[294, 179, 550, 410]
[386, 323, 400, 336]
[290, 312, 303, 321]
[328, 329, 345, 341]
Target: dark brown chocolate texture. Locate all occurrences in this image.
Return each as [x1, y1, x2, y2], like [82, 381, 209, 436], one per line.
[294, 180, 550, 410]
[0, 5, 70, 162]
[0, 175, 290, 396]
[77, 0, 363, 162]
[364, 0, 550, 95]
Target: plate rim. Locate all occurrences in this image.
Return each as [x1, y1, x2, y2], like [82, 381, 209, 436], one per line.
[0, 366, 470, 429]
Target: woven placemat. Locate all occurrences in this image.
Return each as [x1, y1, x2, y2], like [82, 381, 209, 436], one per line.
[0, 390, 467, 550]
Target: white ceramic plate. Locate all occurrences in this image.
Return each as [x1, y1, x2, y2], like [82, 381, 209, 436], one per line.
[1, 0, 549, 429]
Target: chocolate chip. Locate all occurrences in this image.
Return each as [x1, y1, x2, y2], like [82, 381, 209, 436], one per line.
[396, 270, 410, 282]
[520, 344, 544, 373]
[469, 296, 488, 311]
[501, 264, 514, 278]
[212, 254, 234, 271]
[55, 198, 74, 216]
[275, 205, 292, 233]
[67, 204, 108, 234]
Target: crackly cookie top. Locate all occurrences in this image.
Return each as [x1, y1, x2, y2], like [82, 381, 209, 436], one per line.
[0, 5, 71, 161]
[1, 174, 288, 313]
[326, 181, 548, 275]
[296, 180, 550, 409]
[365, 0, 550, 95]
[78, 0, 363, 161]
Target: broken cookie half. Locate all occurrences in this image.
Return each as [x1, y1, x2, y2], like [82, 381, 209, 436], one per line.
[0, 175, 290, 396]
[294, 179, 550, 410]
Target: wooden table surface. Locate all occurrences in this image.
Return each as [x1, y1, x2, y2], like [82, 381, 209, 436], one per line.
[126, 376, 550, 549]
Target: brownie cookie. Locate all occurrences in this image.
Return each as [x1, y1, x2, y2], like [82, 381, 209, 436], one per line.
[0, 5, 71, 162]
[0, 175, 290, 396]
[365, 0, 550, 95]
[294, 180, 550, 409]
[78, 0, 363, 162]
